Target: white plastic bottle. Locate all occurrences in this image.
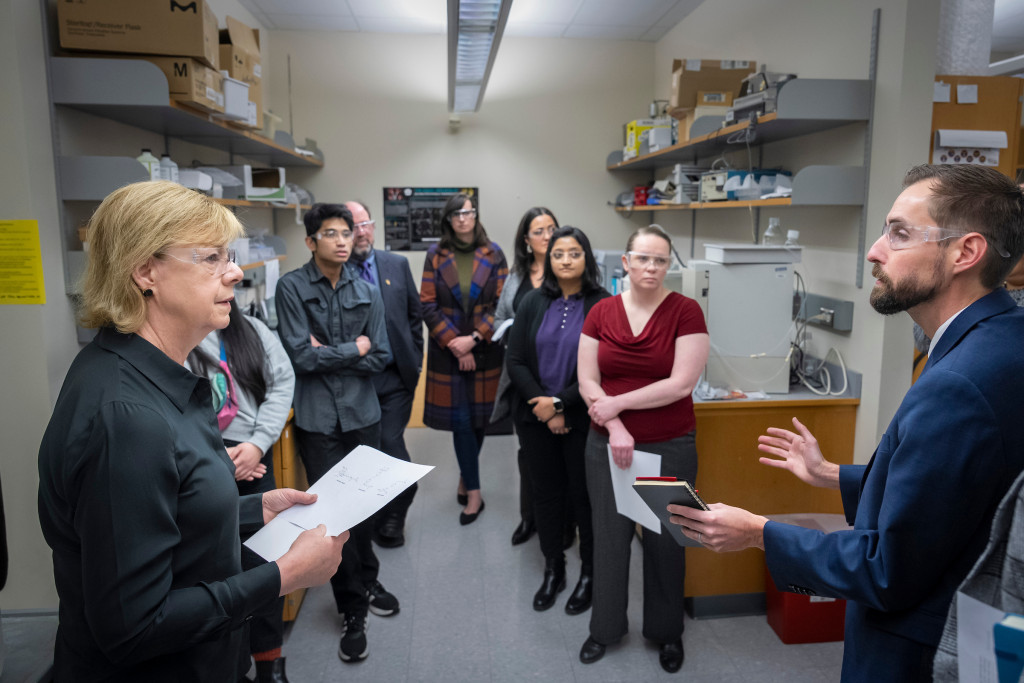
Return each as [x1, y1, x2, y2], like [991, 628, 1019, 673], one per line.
[785, 230, 800, 247]
[762, 217, 781, 246]
[136, 149, 160, 181]
[159, 153, 179, 183]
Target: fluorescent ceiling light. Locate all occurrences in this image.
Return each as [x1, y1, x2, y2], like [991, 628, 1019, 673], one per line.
[448, 0, 513, 112]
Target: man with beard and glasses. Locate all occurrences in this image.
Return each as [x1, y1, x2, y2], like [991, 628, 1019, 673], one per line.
[668, 164, 1024, 682]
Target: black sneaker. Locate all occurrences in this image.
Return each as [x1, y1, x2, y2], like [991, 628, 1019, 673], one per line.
[338, 612, 368, 662]
[367, 580, 400, 616]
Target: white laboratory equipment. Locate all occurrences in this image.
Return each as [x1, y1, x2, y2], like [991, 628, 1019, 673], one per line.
[682, 243, 801, 394]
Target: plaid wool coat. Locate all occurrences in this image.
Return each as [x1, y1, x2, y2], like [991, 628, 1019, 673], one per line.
[420, 241, 508, 431]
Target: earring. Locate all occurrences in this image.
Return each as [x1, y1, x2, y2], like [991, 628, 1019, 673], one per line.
[526, 244, 533, 254]
[142, 289, 153, 297]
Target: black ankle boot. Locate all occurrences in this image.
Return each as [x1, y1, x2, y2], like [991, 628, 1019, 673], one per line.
[533, 557, 566, 611]
[255, 657, 289, 683]
[565, 565, 593, 615]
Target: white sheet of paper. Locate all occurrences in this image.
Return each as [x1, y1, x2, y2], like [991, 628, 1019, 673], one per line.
[934, 81, 951, 103]
[244, 445, 433, 561]
[957, 84, 979, 104]
[607, 446, 663, 533]
[956, 591, 1003, 683]
[264, 257, 280, 298]
[491, 318, 514, 342]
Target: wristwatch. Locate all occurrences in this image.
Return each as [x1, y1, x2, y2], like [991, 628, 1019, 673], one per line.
[552, 397, 564, 414]
[471, 330, 483, 343]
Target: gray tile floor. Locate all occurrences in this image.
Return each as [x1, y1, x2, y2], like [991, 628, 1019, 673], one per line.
[0, 427, 844, 682]
[283, 428, 844, 682]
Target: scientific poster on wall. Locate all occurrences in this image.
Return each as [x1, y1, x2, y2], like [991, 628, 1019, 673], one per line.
[382, 187, 478, 251]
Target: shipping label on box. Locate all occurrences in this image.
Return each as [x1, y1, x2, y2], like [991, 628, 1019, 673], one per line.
[58, 0, 220, 70]
[697, 90, 734, 107]
[139, 57, 224, 114]
[669, 58, 755, 118]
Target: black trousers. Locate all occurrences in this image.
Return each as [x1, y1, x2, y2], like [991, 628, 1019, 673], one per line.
[516, 418, 593, 566]
[231, 441, 285, 654]
[294, 422, 382, 615]
[584, 429, 697, 645]
[372, 367, 417, 527]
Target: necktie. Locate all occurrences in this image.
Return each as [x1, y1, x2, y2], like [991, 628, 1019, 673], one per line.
[360, 260, 376, 285]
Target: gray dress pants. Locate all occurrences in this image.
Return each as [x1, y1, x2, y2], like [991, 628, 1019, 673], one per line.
[584, 429, 697, 645]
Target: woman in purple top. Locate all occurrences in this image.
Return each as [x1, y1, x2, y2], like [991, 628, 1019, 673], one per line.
[505, 226, 610, 614]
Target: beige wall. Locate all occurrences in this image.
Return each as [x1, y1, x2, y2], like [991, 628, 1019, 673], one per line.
[651, 0, 939, 463]
[265, 32, 654, 276]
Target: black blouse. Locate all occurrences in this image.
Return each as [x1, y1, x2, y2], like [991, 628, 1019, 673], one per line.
[38, 327, 280, 682]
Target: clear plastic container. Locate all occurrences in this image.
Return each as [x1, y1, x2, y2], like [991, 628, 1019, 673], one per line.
[762, 217, 781, 246]
[785, 230, 800, 247]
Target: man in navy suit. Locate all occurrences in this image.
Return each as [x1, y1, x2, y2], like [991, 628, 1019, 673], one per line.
[346, 201, 424, 548]
[670, 164, 1024, 682]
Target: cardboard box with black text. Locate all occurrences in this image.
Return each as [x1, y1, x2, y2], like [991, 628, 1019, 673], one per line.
[669, 59, 756, 119]
[220, 16, 262, 129]
[141, 57, 224, 114]
[58, 0, 220, 70]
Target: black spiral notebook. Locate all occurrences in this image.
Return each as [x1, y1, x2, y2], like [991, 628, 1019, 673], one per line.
[632, 478, 709, 548]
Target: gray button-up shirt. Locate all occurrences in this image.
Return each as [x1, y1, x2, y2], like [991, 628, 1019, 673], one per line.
[276, 258, 391, 433]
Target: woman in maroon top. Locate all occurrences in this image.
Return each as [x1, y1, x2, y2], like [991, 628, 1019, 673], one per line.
[576, 225, 709, 674]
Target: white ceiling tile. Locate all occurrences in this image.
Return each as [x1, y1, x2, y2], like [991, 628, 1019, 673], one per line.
[504, 22, 570, 38]
[508, 0, 584, 24]
[263, 13, 360, 30]
[347, 0, 446, 22]
[573, 0, 676, 27]
[563, 23, 648, 40]
[254, 0, 351, 14]
[356, 16, 446, 34]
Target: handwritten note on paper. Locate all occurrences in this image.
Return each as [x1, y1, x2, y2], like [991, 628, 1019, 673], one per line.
[245, 445, 433, 561]
[0, 220, 46, 305]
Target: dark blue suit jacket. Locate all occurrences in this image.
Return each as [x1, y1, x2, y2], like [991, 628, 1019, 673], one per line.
[764, 288, 1024, 682]
[372, 250, 424, 392]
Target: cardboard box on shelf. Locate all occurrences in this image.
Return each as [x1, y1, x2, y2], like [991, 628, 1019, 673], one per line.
[624, 118, 673, 160]
[57, 0, 220, 70]
[219, 16, 262, 129]
[138, 57, 224, 114]
[219, 16, 261, 84]
[669, 59, 756, 118]
[681, 105, 730, 141]
[221, 165, 286, 201]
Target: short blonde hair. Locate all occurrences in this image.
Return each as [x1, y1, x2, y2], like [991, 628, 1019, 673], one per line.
[80, 181, 244, 332]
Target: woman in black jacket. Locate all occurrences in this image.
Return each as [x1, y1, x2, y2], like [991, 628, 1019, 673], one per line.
[506, 226, 609, 614]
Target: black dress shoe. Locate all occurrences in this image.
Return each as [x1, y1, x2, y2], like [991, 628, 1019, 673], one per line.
[510, 519, 536, 546]
[532, 558, 566, 611]
[564, 570, 592, 615]
[659, 639, 684, 673]
[457, 491, 468, 506]
[579, 636, 606, 664]
[255, 656, 289, 683]
[373, 516, 405, 548]
[459, 500, 485, 525]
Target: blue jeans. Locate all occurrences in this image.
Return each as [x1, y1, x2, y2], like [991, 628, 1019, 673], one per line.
[452, 405, 486, 490]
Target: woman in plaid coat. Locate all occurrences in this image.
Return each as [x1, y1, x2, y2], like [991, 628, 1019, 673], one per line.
[420, 193, 507, 525]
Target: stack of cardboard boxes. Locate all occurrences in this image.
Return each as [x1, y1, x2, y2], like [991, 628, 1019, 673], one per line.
[56, 0, 263, 131]
[668, 58, 757, 142]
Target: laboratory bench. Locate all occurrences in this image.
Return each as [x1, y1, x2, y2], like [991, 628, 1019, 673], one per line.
[685, 389, 859, 618]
